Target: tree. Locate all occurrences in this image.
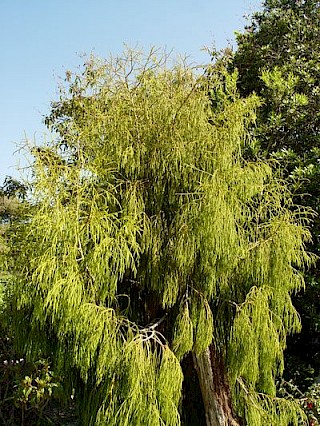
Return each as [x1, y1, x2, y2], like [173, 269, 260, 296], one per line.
[0, 177, 27, 305]
[8, 49, 314, 425]
[233, 0, 320, 219]
[234, 0, 320, 152]
[232, 0, 320, 393]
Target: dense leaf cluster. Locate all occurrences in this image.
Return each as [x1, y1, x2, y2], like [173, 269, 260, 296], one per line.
[1, 3, 319, 424]
[2, 50, 313, 425]
[233, 0, 320, 418]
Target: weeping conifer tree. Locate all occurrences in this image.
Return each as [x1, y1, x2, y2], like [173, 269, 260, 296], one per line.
[9, 49, 314, 425]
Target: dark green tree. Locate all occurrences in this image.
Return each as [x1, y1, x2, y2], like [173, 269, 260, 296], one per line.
[0, 177, 27, 299]
[7, 49, 314, 425]
[233, 0, 320, 393]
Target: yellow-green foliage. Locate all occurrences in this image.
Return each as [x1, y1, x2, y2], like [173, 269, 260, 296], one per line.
[9, 48, 313, 425]
[172, 302, 194, 360]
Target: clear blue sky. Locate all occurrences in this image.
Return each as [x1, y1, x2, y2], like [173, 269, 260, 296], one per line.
[0, 0, 261, 184]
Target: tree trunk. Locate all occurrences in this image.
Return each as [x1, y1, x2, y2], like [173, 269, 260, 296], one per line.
[193, 346, 239, 426]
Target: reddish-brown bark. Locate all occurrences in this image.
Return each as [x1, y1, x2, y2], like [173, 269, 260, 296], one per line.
[193, 346, 240, 426]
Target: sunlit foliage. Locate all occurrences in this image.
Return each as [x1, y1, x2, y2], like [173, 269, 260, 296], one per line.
[8, 48, 314, 425]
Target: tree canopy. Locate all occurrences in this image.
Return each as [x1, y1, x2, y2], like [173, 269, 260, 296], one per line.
[233, 0, 320, 206]
[234, 0, 320, 154]
[6, 49, 315, 425]
[233, 0, 320, 394]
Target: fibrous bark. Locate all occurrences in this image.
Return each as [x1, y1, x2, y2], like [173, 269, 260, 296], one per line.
[193, 347, 239, 426]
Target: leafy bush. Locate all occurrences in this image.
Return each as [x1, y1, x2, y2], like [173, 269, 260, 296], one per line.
[0, 331, 64, 425]
[278, 378, 320, 425]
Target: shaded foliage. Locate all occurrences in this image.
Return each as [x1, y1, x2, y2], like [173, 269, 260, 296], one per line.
[232, 0, 320, 414]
